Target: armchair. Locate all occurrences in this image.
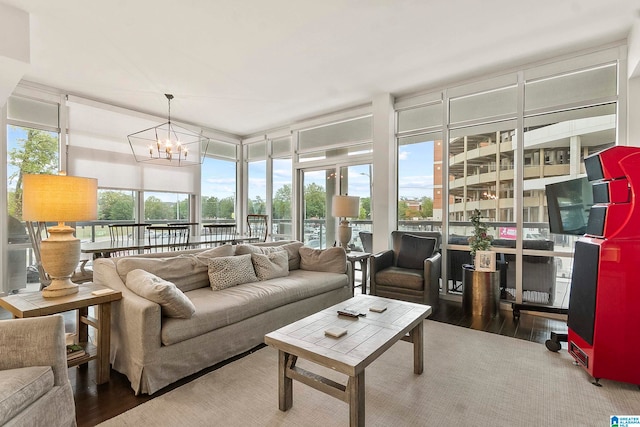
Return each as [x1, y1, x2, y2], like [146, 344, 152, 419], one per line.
[0, 315, 76, 426]
[370, 231, 441, 309]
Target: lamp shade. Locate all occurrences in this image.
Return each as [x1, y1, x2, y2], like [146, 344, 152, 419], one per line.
[22, 174, 98, 222]
[332, 195, 360, 218]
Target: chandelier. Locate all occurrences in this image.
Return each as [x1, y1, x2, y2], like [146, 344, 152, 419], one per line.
[128, 94, 210, 166]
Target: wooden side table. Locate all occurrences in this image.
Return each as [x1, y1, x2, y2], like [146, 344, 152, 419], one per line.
[346, 251, 371, 296]
[0, 282, 121, 384]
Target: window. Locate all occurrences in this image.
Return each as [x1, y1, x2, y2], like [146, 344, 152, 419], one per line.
[202, 141, 238, 223]
[5, 96, 60, 292]
[272, 136, 292, 240]
[398, 133, 442, 231]
[247, 141, 266, 215]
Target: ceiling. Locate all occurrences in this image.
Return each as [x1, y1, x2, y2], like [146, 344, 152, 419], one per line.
[3, 0, 639, 137]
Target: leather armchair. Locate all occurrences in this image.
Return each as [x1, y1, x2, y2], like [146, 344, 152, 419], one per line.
[0, 315, 76, 426]
[370, 231, 441, 309]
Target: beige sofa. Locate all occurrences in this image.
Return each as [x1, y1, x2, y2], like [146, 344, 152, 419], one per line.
[0, 315, 76, 427]
[93, 241, 352, 395]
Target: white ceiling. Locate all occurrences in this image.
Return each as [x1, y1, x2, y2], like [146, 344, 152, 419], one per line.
[3, 0, 639, 136]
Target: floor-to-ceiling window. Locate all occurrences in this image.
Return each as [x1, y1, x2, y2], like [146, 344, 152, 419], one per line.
[5, 95, 60, 293]
[201, 140, 238, 226]
[271, 136, 293, 240]
[295, 112, 373, 246]
[520, 62, 618, 307]
[395, 48, 622, 307]
[247, 141, 267, 216]
[396, 99, 444, 235]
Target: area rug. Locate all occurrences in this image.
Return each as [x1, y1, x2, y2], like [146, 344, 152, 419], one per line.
[99, 320, 640, 426]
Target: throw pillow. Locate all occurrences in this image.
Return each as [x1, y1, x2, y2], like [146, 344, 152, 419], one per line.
[208, 254, 259, 291]
[116, 244, 234, 293]
[125, 269, 196, 318]
[235, 241, 304, 270]
[299, 246, 347, 274]
[251, 250, 289, 281]
[396, 234, 437, 270]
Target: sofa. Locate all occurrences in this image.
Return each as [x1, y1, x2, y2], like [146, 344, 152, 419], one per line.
[0, 315, 76, 427]
[92, 240, 352, 395]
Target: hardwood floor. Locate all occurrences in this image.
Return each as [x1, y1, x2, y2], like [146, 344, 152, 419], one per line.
[1, 297, 568, 427]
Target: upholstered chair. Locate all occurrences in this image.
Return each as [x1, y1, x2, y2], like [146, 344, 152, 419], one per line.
[370, 231, 441, 309]
[0, 314, 76, 426]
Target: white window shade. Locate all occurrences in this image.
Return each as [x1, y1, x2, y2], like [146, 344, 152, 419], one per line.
[66, 99, 198, 193]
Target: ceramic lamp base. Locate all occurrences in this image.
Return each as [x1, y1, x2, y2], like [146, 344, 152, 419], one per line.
[40, 224, 81, 298]
[338, 221, 352, 252]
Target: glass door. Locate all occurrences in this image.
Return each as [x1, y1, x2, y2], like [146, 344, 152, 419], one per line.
[301, 168, 337, 249]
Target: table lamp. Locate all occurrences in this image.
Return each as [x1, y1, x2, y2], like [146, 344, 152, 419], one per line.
[332, 195, 360, 252]
[22, 174, 98, 298]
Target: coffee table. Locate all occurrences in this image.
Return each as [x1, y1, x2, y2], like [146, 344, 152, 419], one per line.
[264, 294, 431, 427]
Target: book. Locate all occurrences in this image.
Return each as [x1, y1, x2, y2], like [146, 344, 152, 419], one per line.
[66, 344, 86, 360]
[369, 305, 387, 313]
[67, 350, 87, 361]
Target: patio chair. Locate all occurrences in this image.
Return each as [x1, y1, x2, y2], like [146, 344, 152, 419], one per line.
[247, 214, 269, 242]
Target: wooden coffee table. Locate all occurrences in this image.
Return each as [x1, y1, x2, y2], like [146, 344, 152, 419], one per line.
[264, 294, 431, 427]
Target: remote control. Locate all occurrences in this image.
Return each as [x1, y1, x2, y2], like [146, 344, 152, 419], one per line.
[337, 309, 365, 317]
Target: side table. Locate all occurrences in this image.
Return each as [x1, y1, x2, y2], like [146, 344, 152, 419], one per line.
[0, 282, 121, 384]
[346, 251, 371, 296]
[462, 266, 500, 317]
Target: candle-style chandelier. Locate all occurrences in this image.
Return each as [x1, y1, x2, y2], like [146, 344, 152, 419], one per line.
[128, 94, 210, 166]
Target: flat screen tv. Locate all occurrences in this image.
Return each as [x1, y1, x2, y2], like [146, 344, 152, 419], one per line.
[546, 177, 594, 236]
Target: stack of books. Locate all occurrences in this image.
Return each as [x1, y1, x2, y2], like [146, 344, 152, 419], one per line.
[66, 344, 86, 361]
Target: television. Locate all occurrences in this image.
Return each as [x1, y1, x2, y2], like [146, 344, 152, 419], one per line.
[546, 177, 594, 236]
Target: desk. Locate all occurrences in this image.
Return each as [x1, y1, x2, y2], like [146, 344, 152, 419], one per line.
[462, 266, 500, 317]
[0, 283, 121, 384]
[81, 235, 260, 258]
[346, 251, 371, 296]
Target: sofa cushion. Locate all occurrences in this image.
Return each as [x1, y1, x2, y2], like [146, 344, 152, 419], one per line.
[125, 269, 196, 318]
[235, 244, 282, 255]
[396, 234, 436, 270]
[208, 254, 259, 291]
[299, 247, 347, 274]
[237, 241, 303, 270]
[251, 251, 289, 281]
[161, 269, 349, 345]
[0, 366, 54, 426]
[375, 266, 424, 291]
[116, 244, 234, 292]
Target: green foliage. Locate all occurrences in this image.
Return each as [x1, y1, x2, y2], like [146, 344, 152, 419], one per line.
[273, 184, 292, 219]
[98, 191, 134, 221]
[202, 195, 235, 219]
[468, 209, 493, 255]
[248, 195, 266, 215]
[144, 196, 172, 221]
[359, 197, 371, 219]
[304, 182, 326, 218]
[7, 128, 59, 219]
